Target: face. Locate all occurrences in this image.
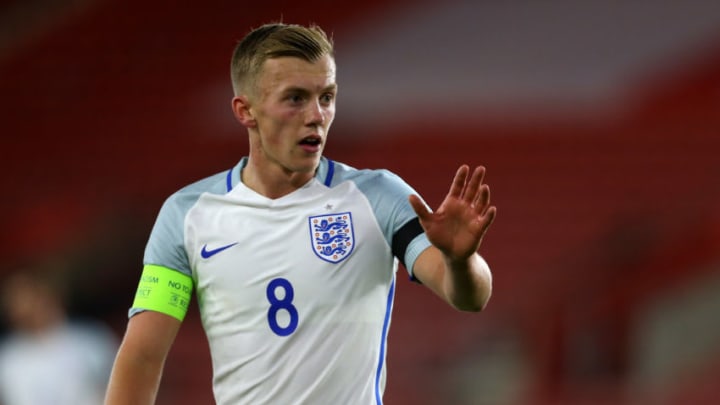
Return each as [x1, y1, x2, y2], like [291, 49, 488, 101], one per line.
[237, 54, 337, 178]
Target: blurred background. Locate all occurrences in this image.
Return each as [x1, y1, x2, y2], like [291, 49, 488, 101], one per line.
[1, 0, 720, 404]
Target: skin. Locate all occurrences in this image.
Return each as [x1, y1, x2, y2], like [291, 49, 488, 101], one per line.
[232, 55, 337, 199]
[410, 164, 496, 311]
[105, 52, 496, 405]
[105, 311, 180, 404]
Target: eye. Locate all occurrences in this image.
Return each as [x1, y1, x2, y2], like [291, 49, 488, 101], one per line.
[288, 94, 304, 104]
[320, 93, 334, 105]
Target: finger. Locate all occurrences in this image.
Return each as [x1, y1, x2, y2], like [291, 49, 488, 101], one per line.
[408, 194, 432, 221]
[448, 165, 470, 200]
[474, 184, 491, 215]
[478, 206, 497, 236]
[463, 166, 486, 203]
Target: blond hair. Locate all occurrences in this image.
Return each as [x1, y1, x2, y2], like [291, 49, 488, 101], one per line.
[230, 23, 334, 97]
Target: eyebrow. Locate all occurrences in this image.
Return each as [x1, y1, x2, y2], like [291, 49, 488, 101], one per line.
[282, 83, 337, 95]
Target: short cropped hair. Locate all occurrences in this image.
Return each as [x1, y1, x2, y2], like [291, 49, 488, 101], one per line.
[230, 23, 334, 97]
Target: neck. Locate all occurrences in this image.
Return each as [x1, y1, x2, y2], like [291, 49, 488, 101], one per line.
[241, 160, 316, 199]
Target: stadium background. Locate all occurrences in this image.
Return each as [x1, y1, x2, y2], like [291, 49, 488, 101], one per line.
[1, 0, 719, 404]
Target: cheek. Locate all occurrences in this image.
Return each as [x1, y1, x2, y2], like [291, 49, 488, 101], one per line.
[325, 107, 336, 125]
[258, 111, 294, 138]
[269, 108, 302, 128]
[262, 121, 296, 148]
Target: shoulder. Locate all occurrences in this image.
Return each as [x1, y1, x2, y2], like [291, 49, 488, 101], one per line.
[159, 169, 230, 215]
[148, 169, 232, 246]
[328, 159, 419, 217]
[330, 160, 409, 191]
[169, 170, 229, 204]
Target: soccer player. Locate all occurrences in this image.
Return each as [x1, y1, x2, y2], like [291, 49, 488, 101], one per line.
[105, 22, 496, 404]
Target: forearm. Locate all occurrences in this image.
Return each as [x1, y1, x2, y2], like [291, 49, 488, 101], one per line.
[442, 253, 492, 312]
[104, 342, 165, 405]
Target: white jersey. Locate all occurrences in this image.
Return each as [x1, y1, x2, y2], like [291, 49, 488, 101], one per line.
[136, 157, 432, 404]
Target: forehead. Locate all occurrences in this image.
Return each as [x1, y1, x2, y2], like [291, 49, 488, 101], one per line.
[257, 55, 336, 93]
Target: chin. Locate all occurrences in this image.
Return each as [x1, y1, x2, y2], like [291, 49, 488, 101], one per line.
[297, 156, 322, 171]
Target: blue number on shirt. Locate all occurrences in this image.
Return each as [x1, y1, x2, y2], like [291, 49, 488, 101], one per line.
[266, 278, 299, 336]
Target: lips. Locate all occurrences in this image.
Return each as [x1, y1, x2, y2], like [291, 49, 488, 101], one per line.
[300, 134, 321, 144]
[299, 135, 322, 152]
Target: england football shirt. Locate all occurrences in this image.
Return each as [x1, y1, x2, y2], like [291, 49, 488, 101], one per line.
[132, 157, 432, 404]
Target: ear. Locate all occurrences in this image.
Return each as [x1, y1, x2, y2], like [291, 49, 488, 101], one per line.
[232, 95, 256, 128]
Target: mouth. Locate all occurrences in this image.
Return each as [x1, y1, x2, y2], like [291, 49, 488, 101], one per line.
[299, 135, 322, 152]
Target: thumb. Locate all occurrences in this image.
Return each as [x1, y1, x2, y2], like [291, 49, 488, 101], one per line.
[408, 194, 432, 221]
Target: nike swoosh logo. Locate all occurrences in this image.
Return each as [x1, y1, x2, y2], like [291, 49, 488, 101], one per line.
[201, 242, 238, 259]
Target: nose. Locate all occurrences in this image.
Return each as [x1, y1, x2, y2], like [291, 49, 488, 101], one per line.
[306, 100, 325, 126]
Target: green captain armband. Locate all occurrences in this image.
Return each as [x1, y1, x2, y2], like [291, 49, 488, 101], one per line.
[132, 264, 193, 321]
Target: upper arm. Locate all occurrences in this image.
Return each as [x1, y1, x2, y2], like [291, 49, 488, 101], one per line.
[105, 311, 182, 404]
[121, 311, 182, 360]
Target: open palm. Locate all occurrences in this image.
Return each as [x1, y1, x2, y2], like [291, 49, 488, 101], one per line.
[409, 165, 497, 261]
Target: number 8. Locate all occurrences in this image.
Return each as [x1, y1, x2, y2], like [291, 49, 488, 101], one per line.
[266, 278, 299, 336]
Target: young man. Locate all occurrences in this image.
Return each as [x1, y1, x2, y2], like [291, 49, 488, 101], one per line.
[105, 22, 496, 404]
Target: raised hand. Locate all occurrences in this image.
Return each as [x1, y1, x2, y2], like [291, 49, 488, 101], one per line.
[409, 165, 497, 262]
